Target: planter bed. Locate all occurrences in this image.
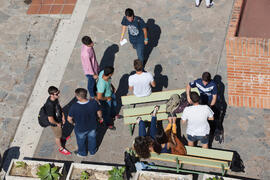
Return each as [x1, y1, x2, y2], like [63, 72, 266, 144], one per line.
[133, 170, 193, 180]
[6, 159, 64, 180]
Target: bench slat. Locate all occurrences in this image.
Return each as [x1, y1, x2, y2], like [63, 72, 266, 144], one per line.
[121, 88, 198, 105]
[185, 146, 233, 161]
[124, 113, 182, 124]
[150, 152, 230, 170]
[123, 104, 167, 117]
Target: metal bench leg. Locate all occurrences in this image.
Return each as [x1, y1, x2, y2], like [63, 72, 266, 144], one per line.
[176, 157, 182, 173]
[221, 164, 226, 176]
[129, 124, 135, 136]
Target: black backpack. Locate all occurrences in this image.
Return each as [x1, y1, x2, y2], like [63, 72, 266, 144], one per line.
[38, 106, 50, 127]
[124, 150, 139, 179]
[230, 151, 245, 172]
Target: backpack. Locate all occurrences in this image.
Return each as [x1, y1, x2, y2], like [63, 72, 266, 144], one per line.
[124, 150, 139, 179]
[230, 151, 245, 172]
[38, 106, 50, 127]
[173, 92, 189, 114]
[166, 94, 181, 114]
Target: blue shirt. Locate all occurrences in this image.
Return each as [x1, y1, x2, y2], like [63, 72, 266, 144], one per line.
[121, 16, 146, 44]
[189, 78, 217, 104]
[68, 100, 101, 132]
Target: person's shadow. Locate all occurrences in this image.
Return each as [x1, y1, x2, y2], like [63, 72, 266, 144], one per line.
[144, 19, 161, 66]
[115, 74, 130, 115]
[209, 75, 227, 147]
[99, 44, 119, 71]
[152, 64, 168, 92]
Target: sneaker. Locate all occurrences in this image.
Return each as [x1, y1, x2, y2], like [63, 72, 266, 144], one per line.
[206, 2, 214, 8]
[136, 116, 142, 124]
[65, 136, 71, 141]
[150, 105, 160, 116]
[108, 125, 116, 130]
[74, 151, 86, 158]
[58, 148, 71, 155]
[195, 3, 200, 7]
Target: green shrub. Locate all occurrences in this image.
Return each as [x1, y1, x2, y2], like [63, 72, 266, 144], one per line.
[80, 170, 89, 180]
[15, 161, 27, 168]
[37, 163, 62, 180]
[108, 167, 125, 180]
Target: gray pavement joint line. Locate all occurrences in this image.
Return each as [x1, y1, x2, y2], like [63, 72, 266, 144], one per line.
[215, 0, 235, 75]
[2, 0, 92, 170]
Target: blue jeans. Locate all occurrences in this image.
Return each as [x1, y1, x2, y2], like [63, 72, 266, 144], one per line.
[75, 129, 97, 156]
[132, 42, 145, 63]
[187, 134, 209, 144]
[86, 75, 96, 98]
[139, 116, 157, 139]
[100, 94, 117, 126]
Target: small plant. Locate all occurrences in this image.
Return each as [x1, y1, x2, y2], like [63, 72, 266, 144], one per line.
[37, 163, 62, 180]
[80, 170, 89, 180]
[108, 166, 125, 180]
[15, 161, 27, 168]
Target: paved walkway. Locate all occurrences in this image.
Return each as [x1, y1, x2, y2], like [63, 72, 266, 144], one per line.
[1, 0, 270, 179]
[0, 0, 58, 159]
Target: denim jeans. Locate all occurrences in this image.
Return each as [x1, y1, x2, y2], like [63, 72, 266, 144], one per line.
[139, 116, 157, 139]
[100, 94, 117, 126]
[86, 75, 96, 98]
[132, 42, 145, 63]
[75, 129, 97, 156]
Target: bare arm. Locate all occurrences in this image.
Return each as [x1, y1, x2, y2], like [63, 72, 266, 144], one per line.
[186, 84, 192, 104]
[48, 116, 61, 127]
[143, 28, 148, 45]
[151, 80, 156, 88]
[120, 25, 127, 42]
[67, 116, 75, 125]
[208, 116, 214, 121]
[210, 94, 217, 106]
[97, 92, 108, 101]
[129, 86, 133, 92]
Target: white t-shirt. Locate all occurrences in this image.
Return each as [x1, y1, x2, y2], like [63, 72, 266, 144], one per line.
[181, 105, 214, 136]
[128, 72, 154, 97]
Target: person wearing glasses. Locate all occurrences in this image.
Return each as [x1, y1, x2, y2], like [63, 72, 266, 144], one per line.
[44, 86, 71, 155]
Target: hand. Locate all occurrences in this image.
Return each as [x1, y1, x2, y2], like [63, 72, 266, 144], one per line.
[57, 123, 62, 128]
[62, 117, 66, 124]
[144, 40, 148, 45]
[93, 74, 98, 79]
[107, 97, 112, 101]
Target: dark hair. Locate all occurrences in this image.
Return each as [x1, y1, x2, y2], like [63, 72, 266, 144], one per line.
[48, 86, 59, 95]
[134, 59, 143, 71]
[202, 72, 211, 82]
[134, 136, 161, 159]
[155, 129, 169, 144]
[125, 8, 134, 17]
[81, 36, 93, 45]
[104, 66, 114, 76]
[190, 92, 200, 103]
[75, 88, 87, 99]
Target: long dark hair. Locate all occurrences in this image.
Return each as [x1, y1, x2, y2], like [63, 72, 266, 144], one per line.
[134, 136, 161, 158]
[155, 129, 169, 144]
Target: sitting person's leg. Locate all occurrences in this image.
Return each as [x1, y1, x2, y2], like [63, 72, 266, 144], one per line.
[138, 117, 146, 137]
[149, 105, 160, 139]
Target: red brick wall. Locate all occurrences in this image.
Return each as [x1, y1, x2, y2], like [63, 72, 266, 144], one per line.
[226, 0, 270, 109]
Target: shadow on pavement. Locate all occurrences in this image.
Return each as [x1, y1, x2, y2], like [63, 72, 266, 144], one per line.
[152, 64, 168, 93]
[144, 18, 161, 66]
[0, 146, 20, 172]
[99, 44, 119, 71]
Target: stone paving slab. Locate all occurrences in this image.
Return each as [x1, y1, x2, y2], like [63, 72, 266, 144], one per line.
[32, 0, 269, 179]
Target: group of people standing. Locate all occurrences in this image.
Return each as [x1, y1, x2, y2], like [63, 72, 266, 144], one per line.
[42, 7, 220, 158]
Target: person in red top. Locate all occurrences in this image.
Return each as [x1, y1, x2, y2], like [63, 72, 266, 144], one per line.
[81, 36, 99, 99]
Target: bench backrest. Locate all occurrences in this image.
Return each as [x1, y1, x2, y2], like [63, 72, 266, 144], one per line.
[150, 152, 230, 170]
[185, 146, 233, 161]
[121, 88, 199, 105]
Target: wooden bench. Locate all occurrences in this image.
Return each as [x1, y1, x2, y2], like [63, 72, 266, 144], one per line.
[128, 146, 233, 175]
[121, 88, 199, 135]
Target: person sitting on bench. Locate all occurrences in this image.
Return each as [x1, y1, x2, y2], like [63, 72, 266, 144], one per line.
[133, 106, 186, 159]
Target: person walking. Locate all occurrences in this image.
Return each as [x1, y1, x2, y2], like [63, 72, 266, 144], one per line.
[181, 92, 214, 148]
[120, 8, 148, 64]
[96, 66, 117, 130]
[45, 86, 71, 155]
[67, 88, 103, 156]
[81, 36, 99, 99]
[128, 59, 156, 97]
